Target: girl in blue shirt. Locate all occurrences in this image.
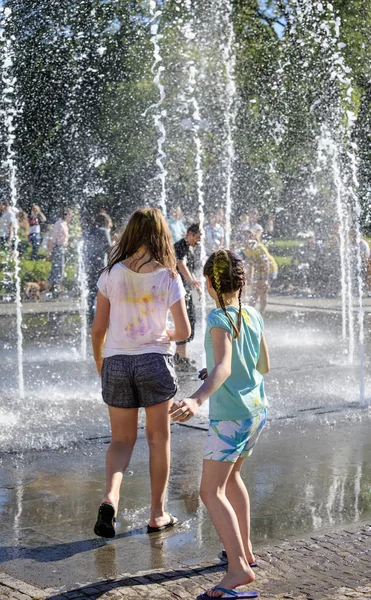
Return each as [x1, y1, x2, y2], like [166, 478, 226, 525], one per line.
[170, 249, 270, 600]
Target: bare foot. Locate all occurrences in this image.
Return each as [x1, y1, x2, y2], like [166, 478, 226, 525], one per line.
[204, 568, 255, 598]
[246, 540, 256, 565]
[148, 512, 178, 529]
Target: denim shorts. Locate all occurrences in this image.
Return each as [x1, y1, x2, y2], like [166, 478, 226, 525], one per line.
[101, 353, 178, 409]
[204, 408, 267, 462]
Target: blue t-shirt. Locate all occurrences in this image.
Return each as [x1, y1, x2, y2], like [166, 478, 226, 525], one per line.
[205, 305, 268, 420]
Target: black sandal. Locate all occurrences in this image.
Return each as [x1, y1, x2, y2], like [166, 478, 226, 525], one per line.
[94, 502, 116, 538]
[147, 513, 179, 534]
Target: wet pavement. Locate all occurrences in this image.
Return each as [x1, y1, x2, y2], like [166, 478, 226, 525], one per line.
[0, 296, 371, 598]
[0, 417, 371, 598]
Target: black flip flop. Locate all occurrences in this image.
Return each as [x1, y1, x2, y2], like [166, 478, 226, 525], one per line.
[147, 513, 179, 534]
[94, 502, 116, 538]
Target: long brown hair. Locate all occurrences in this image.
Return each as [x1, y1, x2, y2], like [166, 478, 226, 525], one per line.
[106, 208, 177, 277]
[203, 249, 246, 339]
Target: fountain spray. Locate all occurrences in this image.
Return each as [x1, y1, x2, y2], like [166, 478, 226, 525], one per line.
[0, 6, 24, 399]
[144, 0, 167, 216]
[220, 0, 237, 249]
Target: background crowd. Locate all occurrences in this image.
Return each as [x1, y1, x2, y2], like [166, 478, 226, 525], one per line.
[0, 200, 370, 312]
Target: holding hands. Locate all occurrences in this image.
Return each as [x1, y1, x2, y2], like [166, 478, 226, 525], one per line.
[169, 367, 207, 422]
[169, 398, 201, 422]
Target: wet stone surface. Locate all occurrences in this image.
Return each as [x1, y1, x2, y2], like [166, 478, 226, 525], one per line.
[0, 524, 370, 598]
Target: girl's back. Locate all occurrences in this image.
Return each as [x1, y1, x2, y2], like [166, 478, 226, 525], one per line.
[205, 304, 267, 421]
[98, 263, 184, 356]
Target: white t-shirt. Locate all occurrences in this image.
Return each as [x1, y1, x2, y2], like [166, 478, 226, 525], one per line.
[0, 209, 16, 237]
[97, 263, 185, 357]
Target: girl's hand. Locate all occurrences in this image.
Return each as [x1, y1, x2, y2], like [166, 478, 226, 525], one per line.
[95, 357, 103, 376]
[198, 368, 208, 381]
[169, 398, 200, 422]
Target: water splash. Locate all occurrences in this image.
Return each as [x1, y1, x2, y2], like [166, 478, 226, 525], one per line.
[77, 239, 88, 361]
[220, 0, 237, 249]
[0, 6, 24, 399]
[183, 1, 207, 353]
[145, 0, 167, 215]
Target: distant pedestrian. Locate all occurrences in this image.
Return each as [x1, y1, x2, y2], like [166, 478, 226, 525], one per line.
[47, 207, 73, 297]
[98, 207, 113, 241]
[174, 223, 203, 372]
[243, 230, 270, 315]
[168, 206, 186, 243]
[28, 204, 46, 260]
[170, 249, 269, 600]
[248, 207, 263, 241]
[204, 212, 225, 256]
[83, 214, 111, 325]
[349, 229, 370, 294]
[0, 200, 16, 252]
[92, 207, 190, 538]
[17, 210, 30, 256]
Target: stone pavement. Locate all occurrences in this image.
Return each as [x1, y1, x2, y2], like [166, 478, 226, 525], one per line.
[1, 523, 370, 600]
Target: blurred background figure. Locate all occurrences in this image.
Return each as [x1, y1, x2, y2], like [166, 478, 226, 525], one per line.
[47, 207, 73, 298]
[28, 204, 46, 260]
[348, 228, 370, 294]
[242, 229, 270, 315]
[204, 212, 225, 256]
[174, 223, 202, 371]
[83, 214, 112, 325]
[0, 200, 16, 252]
[98, 207, 113, 243]
[168, 205, 186, 243]
[17, 210, 30, 257]
[296, 231, 320, 295]
[248, 206, 264, 241]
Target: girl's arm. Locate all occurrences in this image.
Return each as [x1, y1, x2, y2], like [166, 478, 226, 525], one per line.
[167, 297, 191, 342]
[256, 333, 270, 374]
[170, 327, 232, 421]
[91, 291, 110, 375]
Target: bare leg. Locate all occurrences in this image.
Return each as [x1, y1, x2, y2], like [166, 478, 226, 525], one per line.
[175, 343, 188, 359]
[200, 459, 255, 598]
[146, 399, 174, 528]
[102, 406, 138, 511]
[226, 458, 255, 564]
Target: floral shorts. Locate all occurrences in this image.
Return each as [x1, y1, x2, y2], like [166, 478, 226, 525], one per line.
[204, 408, 267, 463]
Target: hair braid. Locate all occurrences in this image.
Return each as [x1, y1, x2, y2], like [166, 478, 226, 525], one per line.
[212, 250, 240, 339]
[238, 286, 243, 333]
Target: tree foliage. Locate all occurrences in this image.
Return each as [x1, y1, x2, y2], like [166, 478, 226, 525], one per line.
[0, 0, 370, 233]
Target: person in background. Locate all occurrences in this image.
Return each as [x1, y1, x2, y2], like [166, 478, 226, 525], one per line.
[348, 229, 370, 294]
[174, 223, 202, 372]
[92, 208, 190, 537]
[17, 210, 30, 256]
[323, 222, 342, 296]
[243, 230, 270, 315]
[204, 212, 225, 256]
[47, 207, 73, 298]
[0, 200, 16, 252]
[170, 249, 269, 599]
[248, 207, 263, 241]
[83, 214, 112, 325]
[99, 207, 113, 243]
[168, 206, 186, 243]
[28, 204, 46, 260]
[234, 212, 250, 246]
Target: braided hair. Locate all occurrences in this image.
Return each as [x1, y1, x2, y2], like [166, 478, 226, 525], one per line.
[203, 249, 246, 339]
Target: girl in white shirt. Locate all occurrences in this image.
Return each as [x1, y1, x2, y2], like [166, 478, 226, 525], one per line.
[92, 207, 190, 538]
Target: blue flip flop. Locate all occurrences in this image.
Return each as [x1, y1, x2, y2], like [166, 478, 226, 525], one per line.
[197, 587, 259, 599]
[221, 549, 258, 568]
